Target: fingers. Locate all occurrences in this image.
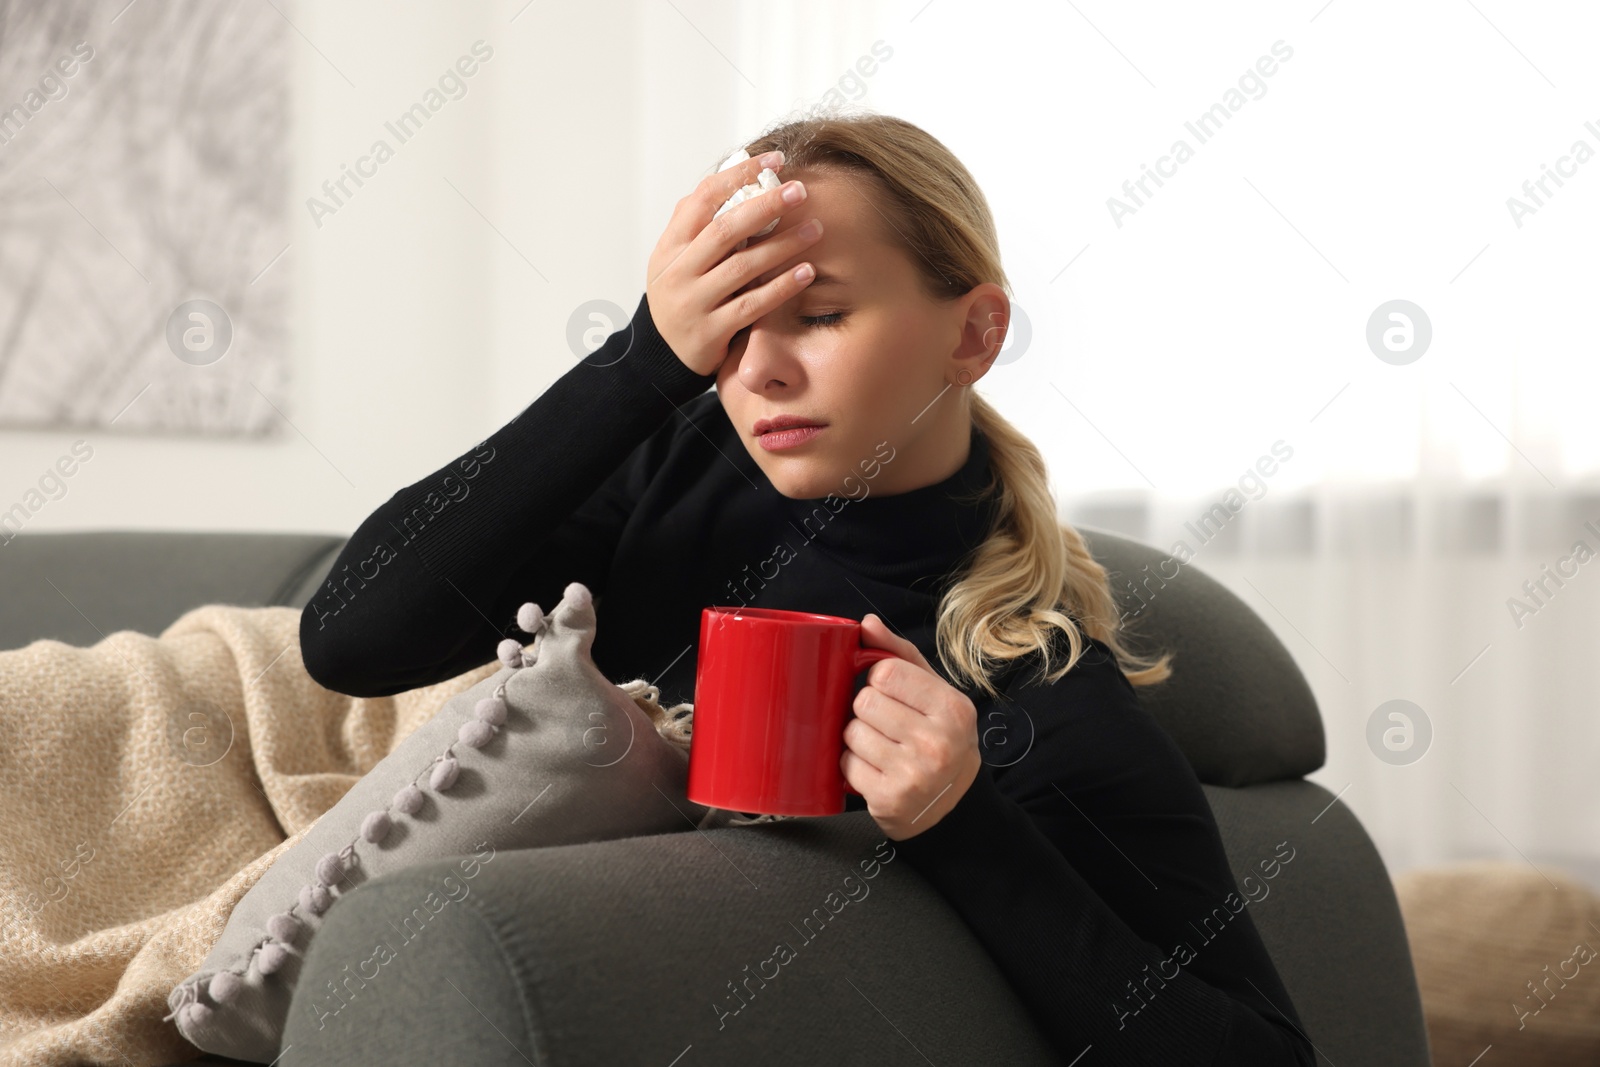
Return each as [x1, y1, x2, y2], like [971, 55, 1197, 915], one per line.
[844, 715, 899, 769]
[649, 151, 818, 352]
[683, 175, 807, 285]
[704, 150, 786, 218]
[654, 171, 811, 324]
[702, 250, 817, 346]
[852, 683, 920, 744]
[718, 174, 803, 239]
[710, 212, 824, 301]
[663, 151, 784, 249]
[841, 746, 886, 790]
[860, 658, 956, 728]
[861, 614, 934, 674]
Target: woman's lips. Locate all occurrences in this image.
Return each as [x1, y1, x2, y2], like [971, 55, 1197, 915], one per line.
[757, 425, 826, 451]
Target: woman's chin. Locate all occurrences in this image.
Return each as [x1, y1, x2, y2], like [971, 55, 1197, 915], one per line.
[756, 459, 840, 501]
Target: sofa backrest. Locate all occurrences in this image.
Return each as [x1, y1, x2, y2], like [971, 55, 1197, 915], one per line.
[2, 528, 1324, 790]
[0, 531, 346, 654]
[1077, 526, 1326, 787]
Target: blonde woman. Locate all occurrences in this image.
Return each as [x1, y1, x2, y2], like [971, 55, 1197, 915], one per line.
[302, 113, 1314, 1064]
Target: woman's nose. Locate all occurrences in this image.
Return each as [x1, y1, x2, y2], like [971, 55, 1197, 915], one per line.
[735, 329, 801, 392]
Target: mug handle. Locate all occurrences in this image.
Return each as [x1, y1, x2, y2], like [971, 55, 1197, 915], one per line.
[843, 646, 901, 795]
[852, 647, 899, 672]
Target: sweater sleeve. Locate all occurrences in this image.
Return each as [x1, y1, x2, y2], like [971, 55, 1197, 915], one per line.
[892, 642, 1318, 1066]
[298, 291, 716, 697]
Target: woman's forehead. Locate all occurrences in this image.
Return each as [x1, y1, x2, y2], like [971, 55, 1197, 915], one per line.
[746, 176, 903, 291]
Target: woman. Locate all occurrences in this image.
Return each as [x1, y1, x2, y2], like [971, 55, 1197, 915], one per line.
[299, 113, 1315, 1064]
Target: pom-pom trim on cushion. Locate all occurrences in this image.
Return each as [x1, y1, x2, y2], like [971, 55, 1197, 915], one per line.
[164, 597, 559, 1029]
[256, 942, 289, 975]
[392, 784, 424, 815]
[266, 913, 301, 942]
[458, 719, 494, 748]
[475, 695, 507, 726]
[430, 756, 460, 791]
[297, 883, 330, 916]
[165, 590, 792, 1036]
[360, 810, 393, 843]
[208, 971, 241, 1004]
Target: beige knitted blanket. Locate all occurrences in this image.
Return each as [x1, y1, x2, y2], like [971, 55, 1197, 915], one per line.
[0, 604, 509, 1066]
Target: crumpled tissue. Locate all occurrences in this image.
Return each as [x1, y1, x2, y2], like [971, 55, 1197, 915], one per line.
[713, 147, 783, 249]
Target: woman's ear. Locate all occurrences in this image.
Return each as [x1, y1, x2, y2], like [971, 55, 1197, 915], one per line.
[949, 283, 1010, 387]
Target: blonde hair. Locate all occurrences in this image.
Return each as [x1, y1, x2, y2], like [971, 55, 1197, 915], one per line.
[735, 111, 1174, 701]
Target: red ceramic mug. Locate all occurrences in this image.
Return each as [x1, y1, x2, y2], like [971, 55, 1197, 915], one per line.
[686, 605, 900, 816]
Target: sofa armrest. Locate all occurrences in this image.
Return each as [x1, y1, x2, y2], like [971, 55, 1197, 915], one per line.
[283, 811, 1058, 1065]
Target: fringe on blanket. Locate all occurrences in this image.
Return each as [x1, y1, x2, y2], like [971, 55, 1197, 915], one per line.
[617, 678, 797, 829]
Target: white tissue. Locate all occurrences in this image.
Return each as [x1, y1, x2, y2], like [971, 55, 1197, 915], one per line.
[713, 148, 783, 249]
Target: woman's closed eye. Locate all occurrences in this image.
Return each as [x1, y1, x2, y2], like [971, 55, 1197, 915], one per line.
[800, 311, 846, 327]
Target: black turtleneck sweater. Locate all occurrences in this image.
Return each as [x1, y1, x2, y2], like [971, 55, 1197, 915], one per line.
[298, 292, 1316, 1066]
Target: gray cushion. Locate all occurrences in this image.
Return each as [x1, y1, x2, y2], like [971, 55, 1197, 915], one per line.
[166, 581, 720, 1063]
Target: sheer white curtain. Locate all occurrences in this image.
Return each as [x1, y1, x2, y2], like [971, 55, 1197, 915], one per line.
[646, 1, 1600, 885]
[1079, 485, 1600, 885]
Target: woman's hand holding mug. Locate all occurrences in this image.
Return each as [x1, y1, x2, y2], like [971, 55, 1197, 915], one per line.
[842, 614, 982, 841]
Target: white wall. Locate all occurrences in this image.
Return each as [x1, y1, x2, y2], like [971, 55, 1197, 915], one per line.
[0, 0, 729, 539]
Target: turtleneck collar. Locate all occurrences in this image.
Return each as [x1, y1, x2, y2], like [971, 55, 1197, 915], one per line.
[777, 423, 1000, 588]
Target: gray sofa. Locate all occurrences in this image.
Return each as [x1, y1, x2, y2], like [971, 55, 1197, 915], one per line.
[1, 529, 1432, 1066]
